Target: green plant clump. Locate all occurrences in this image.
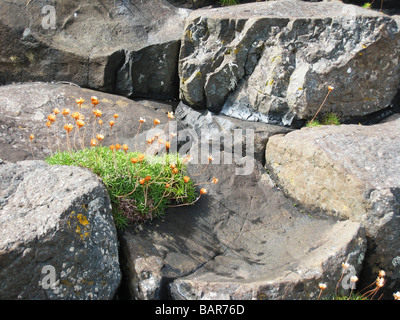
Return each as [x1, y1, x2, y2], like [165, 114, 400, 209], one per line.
[306, 112, 341, 128]
[46, 147, 198, 229]
[219, 0, 239, 6]
[29, 97, 215, 230]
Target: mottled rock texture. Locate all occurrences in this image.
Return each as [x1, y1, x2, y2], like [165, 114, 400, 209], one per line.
[265, 115, 400, 294]
[178, 0, 400, 126]
[0, 0, 190, 99]
[0, 160, 121, 299]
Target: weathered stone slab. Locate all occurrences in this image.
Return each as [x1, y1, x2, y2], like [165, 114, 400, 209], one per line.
[265, 115, 400, 294]
[0, 82, 175, 162]
[120, 155, 366, 300]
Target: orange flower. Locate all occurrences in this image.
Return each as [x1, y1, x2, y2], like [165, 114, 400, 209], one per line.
[61, 108, 70, 116]
[98, 119, 103, 126]
[71, 112, 80, 120]
[96, 134, 104, 141]
[153, 118, 160, 126]
[64, 123, 73, 133]
[200, 188, 207, 195]
[29, 134, 34, 141]
[113, 113, 119, 119]
[53, 108, 60, 115]
[109, 120, 115, 127]
[115, 144, 121, 150]
[46, 120, 52, 127]
[130, 157, 138, 164]
[93, 109, 102, 118]
[145, 175, 151, 182]
[328, 86, 334, 92]
[110, 145, 115, 151]
[183, 176, 190, 183]
[167, 111, 174, 119]
[170, 163, 176, 169]
[90, 139, 98, 146]
[76, 120, 85, 128]
[76, 97, 85, 105]
[165, 183, 170, 189]
[48, 114, 56, 122]
[212, 177, 218, 184]
[91, 96, 99, 106]
[139, 178, 146, 185]
[122, 144, 129, 152]
[172, 168, 179, 174]
[139, 117, 146, 123]
[165, 141, 170, 150]
[138, 154, 145, 162]
[147, 138, 153, 144]
[208, 155, 214, 162]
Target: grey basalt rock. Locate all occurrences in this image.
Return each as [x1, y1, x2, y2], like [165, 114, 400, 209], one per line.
[178, 0, 400, 126]
[0, 160, 121, 299]
[0, 0, 190, 99]
[265, 115, 400, 295]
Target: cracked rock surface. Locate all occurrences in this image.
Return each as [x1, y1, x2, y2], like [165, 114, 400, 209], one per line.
[119, 155, 366, 300]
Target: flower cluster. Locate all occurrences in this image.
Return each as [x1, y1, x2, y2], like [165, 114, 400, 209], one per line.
[32, 95, 217, 227]
[317, 261, 398, 300]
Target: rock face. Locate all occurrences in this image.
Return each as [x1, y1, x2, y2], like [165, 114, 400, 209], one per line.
[0, 160, 121, 299]
[178, 0, 400, 126]
[120, 155, 367, 300]
[265, 115, 400, 294]
[0, 0, 190, 99]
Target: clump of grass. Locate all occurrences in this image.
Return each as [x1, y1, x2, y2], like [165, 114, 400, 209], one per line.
[362, 1, 384, 12]
[306, 86, 335, 127]
[30, 96, 217, 229]
[219, 0, 239, 6]
[46, 148, 200, 228]
[306, 112, 341, 127]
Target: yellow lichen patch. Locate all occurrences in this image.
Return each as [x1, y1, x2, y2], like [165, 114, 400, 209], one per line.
[100, 98, 113, 104]
[81, 279, 94, 286]
[9, 56, 19, 63]
[25, 51, 34, 62]
[67, 210, 90, 241]
[115, 99, 128, 108]
[77, 213, 89, 226]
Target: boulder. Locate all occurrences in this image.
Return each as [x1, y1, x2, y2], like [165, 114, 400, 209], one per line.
[265, 115, 400, 294]
[0, 82, 176, 163]
[119, 155, 367, 300]
[0, 0, 190, 99]
[0, 160, 121, 299]
[178, 0, 400, 127]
